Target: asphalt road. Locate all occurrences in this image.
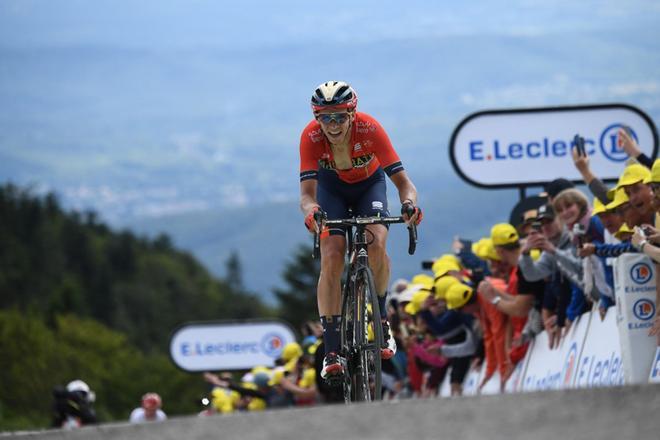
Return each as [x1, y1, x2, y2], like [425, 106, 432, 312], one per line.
[3, 384, 659, 440]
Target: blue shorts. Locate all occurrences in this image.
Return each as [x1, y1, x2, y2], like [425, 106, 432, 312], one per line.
[317, 167, 390, 236]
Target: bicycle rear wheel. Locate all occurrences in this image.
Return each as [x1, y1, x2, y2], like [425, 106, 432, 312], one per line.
[353, 266, 382, 401]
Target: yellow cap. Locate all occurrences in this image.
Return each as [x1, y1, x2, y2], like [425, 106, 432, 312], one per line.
[644, 159, 660, 184]
[491, 223, 519, 246]
[281, 342, 303, 362]
[403, 289, 431, 315]
[592, 197, 607, 216]
[475, 238, 500, 261]
[433, 261, 461, 279]
[445, 283, 474, 310]
[614, 223, 634, 240]
[434, 275, 459, 300]
[471, 238, 485, 256]
[438, 254, 461, 266]
[298, 367, 316, 388]
[268, 367, 287, 386]
[615, 163, 651, 190]
[605, 188, 629, 211]
[530, 248, 542, 261]
[411, 273, 434, 289]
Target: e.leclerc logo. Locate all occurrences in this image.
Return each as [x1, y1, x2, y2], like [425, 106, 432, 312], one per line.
[468, 124, 637, 163]
[629, 262, 653, 284]
[599, 124, 638, 162]
[632, 299, 656, 321]
[260, 333, 285, 358]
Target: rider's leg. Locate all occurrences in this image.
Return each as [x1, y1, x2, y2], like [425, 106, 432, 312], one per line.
[318, 234, 346, 354]
[366, 224, 390, 300]
[366, 224, 397, 359]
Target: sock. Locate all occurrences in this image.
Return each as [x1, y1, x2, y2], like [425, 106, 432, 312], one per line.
[320, 315, 342, 354]
[378, 293, 388, 319]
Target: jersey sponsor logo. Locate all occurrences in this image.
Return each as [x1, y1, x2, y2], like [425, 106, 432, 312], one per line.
[356, 121, 377, 134]
[318, 153, 374, 171]
[372, 201, 384, 211]
[308, 128, 323, 143]
[354, 143, 362, 152]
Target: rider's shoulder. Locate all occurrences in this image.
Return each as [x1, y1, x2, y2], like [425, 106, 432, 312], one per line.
[354, 112, 385, 134]
[301, 119, 324, 144]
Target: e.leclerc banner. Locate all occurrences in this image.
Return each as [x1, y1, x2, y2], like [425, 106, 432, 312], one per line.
[169, 320, 297, 372]
[449, 104, 658, 188]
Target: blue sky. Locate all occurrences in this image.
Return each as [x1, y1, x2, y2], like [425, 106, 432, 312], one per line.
[2, 1, 660, 296]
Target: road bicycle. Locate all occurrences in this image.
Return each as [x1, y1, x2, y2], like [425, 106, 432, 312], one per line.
[313, 210, 417, 402]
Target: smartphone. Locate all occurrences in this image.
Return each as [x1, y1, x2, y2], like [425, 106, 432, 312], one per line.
[573, 134, 586, 157]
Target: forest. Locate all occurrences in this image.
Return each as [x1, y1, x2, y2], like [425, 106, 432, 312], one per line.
[0, 183, 319, 430]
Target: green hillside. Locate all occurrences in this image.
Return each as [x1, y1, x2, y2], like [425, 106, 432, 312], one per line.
[0, 183, 276, 430]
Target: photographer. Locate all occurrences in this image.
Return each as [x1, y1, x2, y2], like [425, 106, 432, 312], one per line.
[51, 380, 97, 428]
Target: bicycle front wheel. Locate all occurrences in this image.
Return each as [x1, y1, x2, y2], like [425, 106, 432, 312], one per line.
[353, 266, 382, 402]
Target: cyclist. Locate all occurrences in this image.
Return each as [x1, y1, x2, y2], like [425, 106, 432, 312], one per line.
[299, 80, 422, 380]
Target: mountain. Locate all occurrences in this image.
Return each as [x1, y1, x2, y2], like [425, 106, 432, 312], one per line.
[1, 1, 659, 302]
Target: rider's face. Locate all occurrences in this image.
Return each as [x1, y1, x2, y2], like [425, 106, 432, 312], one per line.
[316, 111, 352, 145]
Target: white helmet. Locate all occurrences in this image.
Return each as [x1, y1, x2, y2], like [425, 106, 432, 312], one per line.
[66, 380, 95, 403]
[310, 81, 358, 113]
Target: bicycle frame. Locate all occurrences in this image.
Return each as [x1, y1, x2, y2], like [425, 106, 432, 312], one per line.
[313, 213, 417, 403]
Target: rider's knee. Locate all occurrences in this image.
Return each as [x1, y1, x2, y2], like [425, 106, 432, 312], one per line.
[322, 247, 345, 272]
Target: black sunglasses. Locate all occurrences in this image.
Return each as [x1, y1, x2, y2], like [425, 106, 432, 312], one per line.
[317, 113, 349, 124]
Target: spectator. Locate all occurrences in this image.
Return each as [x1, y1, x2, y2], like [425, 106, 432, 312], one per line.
[129, 393, 167, 423]
[418, 278, 477, 396]
[552, 187, 604, 318]
[610, 164, 654, 227]
[481, 223, 544, 364]
[473, 238, 512, 390]
[51, 380, 97, 428]
[631, 158, 660, 343]
[518, 205, 584, 339]
[544, 178, 575, 204]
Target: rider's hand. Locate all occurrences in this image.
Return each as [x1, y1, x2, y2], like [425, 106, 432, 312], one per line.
[304, 206, 322, 234]
[401, 201, 423, 225]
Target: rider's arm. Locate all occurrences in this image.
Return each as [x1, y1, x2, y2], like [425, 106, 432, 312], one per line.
[390, 171, 418, 206]
[300, 179, 320, 215]
[299, 122, 322, 215]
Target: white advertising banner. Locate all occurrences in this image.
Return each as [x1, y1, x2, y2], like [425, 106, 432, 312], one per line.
[504, 339, 533, 394]
[649, 347, 660, 383]
[572, 308, 624, 388]
[613, 253, 657, 383]
[461, 365, 482, 396]
[169, 321, 297, 371]
[479, 370, 501, 395]
[449, 104, 658, 188]
[521, 312, 590, 392]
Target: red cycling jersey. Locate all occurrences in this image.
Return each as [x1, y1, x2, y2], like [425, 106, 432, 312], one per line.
[299, 112, 404, 184]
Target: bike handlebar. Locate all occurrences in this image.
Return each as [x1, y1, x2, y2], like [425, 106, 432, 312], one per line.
[312, 213, 417, 258]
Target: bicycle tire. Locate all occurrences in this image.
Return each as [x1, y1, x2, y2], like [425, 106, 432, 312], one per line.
[339, 276, 354, 404]
[353, 266, 382, 401]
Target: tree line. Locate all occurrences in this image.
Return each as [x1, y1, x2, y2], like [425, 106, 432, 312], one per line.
[0, 183, 320, 430]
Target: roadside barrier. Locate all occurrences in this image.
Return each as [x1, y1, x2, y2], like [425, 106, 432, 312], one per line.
[439, 253, 658, 396]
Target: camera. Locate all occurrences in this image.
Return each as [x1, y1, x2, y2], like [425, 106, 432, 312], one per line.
[572, 223, 587, 247]
[531, 221, 543, 232]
